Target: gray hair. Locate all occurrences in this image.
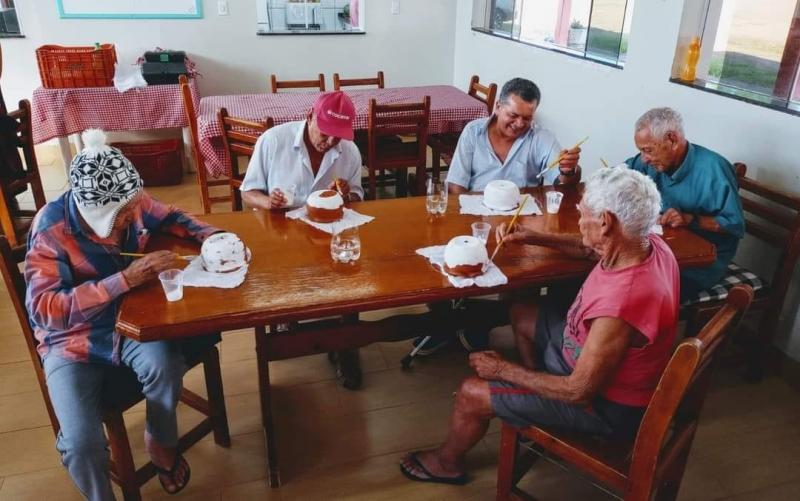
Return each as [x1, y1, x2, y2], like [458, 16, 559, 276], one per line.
[635, 107, 685, 140]
[582, 167, 661, 239]
[498, 78, 541, 105]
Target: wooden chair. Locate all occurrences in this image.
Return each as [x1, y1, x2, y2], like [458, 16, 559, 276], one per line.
[0, 235, 231, 501]
[0, 99, 46, 250]
[217, 108, 273, 211]
[366, 96, 430, 199]
[496, 284, 754, 501]
[429, 75, 497, 179]
[179, 75, 230, 214]
[682, 162, 800, 380]
[269, 73, 326, 93]
[333, 71, 384, 90]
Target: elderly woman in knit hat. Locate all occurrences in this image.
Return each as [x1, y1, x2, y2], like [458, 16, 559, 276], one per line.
[24, 130, 220, 499]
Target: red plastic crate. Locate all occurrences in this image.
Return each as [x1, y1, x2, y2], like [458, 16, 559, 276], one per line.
[111, 139, 184, 187]
[36, 44, 117, 88]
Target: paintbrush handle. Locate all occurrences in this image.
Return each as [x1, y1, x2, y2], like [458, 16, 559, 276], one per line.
[490, 195, 529, 261]
[538, 136, 589, 178]
[119, 252, 194, 260]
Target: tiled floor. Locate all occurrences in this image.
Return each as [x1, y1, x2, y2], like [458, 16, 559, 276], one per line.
[1, 145, 800, 500]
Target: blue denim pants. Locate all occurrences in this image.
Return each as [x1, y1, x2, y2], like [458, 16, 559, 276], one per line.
[43, 337, 187, 501]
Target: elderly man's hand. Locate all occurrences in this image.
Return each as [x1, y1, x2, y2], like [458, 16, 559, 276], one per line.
[495, 221, 527, 245]
[328, 178, 351, 200]
[558, 146, 581, 176]
[269, 189, 288, 209]
[469, 351, 509, 380]
[122, 251, 180, 288]
[659, 208, 694, 228]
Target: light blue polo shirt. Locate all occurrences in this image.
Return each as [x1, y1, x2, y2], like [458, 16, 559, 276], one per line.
[445, 117, 562, 191]
[626, 143, 744, 298]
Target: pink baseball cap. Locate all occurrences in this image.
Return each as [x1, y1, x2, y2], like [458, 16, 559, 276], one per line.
[313, 91, 356, 141]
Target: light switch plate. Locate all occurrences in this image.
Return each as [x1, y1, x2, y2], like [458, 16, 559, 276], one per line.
[217, 0, 229, 16]
[391, 0, 400, 15]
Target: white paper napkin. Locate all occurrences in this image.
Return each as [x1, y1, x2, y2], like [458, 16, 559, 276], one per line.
[181, 256, 248, 289]
[459, 194, 542, 216]
[286, 207, 374, 234]
[416, 245, 508, 288]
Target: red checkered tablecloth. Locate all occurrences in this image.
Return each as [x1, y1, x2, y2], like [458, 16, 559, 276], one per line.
[198, 85, 489, 178]
[31, 80, 198, 144]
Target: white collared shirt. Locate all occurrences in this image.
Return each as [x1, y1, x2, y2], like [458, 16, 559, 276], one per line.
[241, 120, 363, 205]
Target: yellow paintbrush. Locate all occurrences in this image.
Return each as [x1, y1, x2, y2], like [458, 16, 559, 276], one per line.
[490, 194, 529, 262]
[537, 136, 589, 179]
[120, 252, 195, 260]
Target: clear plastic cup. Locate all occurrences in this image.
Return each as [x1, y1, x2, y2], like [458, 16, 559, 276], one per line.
[158, 269, 184, 302]
[426, 177, 448, 215]
[546, 191, 564, 214]
[471, 222, 491, 245]
[330, 226, 361, 263]
[279, 183, 297, 207]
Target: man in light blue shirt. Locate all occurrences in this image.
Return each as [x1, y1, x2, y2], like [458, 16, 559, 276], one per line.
[446, 78, 582, 193]
[625, 107, 744, 301]
[417, 79, 582, 358]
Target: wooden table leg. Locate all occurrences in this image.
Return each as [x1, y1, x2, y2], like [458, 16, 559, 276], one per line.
[254, 325, 281, 487]
[57, 137, 72, 175]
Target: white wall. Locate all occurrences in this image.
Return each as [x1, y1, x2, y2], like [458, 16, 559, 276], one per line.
[2, 0, 457, 106]
[453, 0, 800, 360]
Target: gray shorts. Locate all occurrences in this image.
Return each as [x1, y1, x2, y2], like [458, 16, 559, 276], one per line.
[490, 293, 645, 438]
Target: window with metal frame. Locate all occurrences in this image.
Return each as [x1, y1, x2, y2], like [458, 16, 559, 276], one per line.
[0, 0, 22, 37]
[471, 0, 634, 68]
[671, 0, 800, 116]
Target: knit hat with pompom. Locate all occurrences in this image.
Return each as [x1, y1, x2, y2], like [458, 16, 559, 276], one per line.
[69, 129, 143, 238]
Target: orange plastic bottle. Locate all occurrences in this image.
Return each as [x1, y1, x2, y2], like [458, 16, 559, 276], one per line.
[680, 36, 701, 82]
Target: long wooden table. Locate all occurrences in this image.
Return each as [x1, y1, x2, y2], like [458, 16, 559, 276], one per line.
[115, 185, 715, 486]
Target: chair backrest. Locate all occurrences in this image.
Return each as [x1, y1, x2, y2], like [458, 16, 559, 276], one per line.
[269, 73, 326, 93]
[217, 107, 273, 211]
[0, 236, 59, 436]
[367, 96, 431, 187]
[733, 162, 800, 316]
[1, 99, 47, 248]
[626, 284, 754, 500]
[467, 75, 498, 114]
[333, 71, 385, 90]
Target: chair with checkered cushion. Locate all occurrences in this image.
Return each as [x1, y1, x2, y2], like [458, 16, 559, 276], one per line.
[681, 163, 800, 380]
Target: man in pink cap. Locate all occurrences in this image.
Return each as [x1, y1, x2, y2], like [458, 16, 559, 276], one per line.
[241, 90, 363, 210]
[241, 91, 364, 388]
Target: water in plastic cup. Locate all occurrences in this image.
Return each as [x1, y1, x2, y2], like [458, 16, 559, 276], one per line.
[158, 269, 184, 302]
[546, 191, 564, 214]
[426, 177, 448, 215]
[331, 227, 361, 263]
[280, 183, 297, 207]
[471, 222, 491, 245]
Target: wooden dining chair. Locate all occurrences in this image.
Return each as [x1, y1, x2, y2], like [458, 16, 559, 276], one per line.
[429, 75, 497, 179]
[269, 73, 326, 93]
[0, 235, 231, 501]
[179, 75, 231, 214]
[496, 284, 754, 501]
[681, 162, 800, 381]
[333, 71, 385, 90]
[366, 96, 431, 199]
[0, 99, 47, 250]
[217, 108, 273, 211]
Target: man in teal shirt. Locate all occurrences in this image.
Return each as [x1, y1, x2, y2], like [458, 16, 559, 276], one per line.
[626, 107, 744, 301]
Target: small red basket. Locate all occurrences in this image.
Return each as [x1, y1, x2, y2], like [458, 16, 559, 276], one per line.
[111, 139, 184, 187]
[36, 44, 117, 88]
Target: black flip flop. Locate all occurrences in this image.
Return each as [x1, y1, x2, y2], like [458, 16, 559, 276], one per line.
[399, 451, 467, 486]
[154, 453, 191, 495]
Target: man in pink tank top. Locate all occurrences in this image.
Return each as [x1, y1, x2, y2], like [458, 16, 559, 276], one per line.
[400, 168, 680, 486]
